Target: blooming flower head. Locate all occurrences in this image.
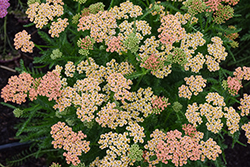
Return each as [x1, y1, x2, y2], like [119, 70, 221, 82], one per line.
[50, 121, 90, 166]
[0, 0, 10, 18]
[78, 11, 117, 43]
[49, 18, 69, 38]
[14, 30, 34, 53]
[238, 94, 250, 116]
[1, 72, 34, 104]
[109, 1, 143, 20]
[158, 14, 186, 46]
[152, 96, 170, 114]
[213, 4, 234, 24]
[26, 1, 64, 29]
[242, 122, 250, 144]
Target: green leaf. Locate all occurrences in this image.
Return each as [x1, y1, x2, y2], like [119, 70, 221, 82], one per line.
[23, 23, 35, 27]
[16, 105, 42, 136]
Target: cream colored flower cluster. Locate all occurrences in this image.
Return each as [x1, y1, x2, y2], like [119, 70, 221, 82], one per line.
[49, 18, 69, 38]
[185, 92, 241, 134]
[109, 1, 143, 20]
[26, 0, 64, 29]
[206, 37, 228, 72]
[179, 75, 207, 99]
[242, 122, 250, 144]
[126, 121, 145, 143]
[77, 11, 117, 43]
[98, 132, 130, 166]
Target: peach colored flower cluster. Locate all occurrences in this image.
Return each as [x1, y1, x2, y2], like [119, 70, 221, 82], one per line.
[238, 94, 250, 116]
[234, 66, 250, 81]
[1, 71, 61, 104]
[1, 72, 34, 104]
[26, 0, 64, 29]
[126, 122, 145, 143]
[158, 14, 186, 46]
[14, 30, 34, 53]
[152, 96, 170, 114]
[182, 124, 197, 137]
[144, 129, 166, 166]
[109, 1, 143, 20]
[77, 11, 117, 43]
[50, 121, 90, 166]
[49, 18, 69, 38]
[107, 72, 133, 104]
[179, 75, 207, 99]
[226, 76, 242, 96]
[106, 36, 122, 53]
[224, 106, 240, 134]
[142, 54, 163, 71]
[36, 71, 61, 101]
[155, 129, 203, 167]
[242, 122, 250, 144]
[98, 132, 130, 166]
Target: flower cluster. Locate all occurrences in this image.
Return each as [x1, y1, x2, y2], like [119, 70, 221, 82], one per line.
[50, 49, 62, 60]
[128, 144, 143, 164]
[107, 72, 132, 104]
[183, 0, 206, 15]
[106, 36, 122, 53]
[152, 96, 170, 114]
[158, 14, 186, 46]
[77, 11, 117, 43]
[26, 1, 64, 29]
[126, 122, 145, 143]
[242, 122, 250, 144]
[1, 71, 61, 104]
[77, 36, 95, 56]
[238, 94, 250, 116]
[224, 106, 240, 134]
[0, 0, 10, 18]
[50, 121, 90, 166]
[14, 30, 34, 53]
[109, 1, 143, 20]
[149, 1, 165, 18]
[200, 138, 222, 161]
[49, 18, 69, 38]
[98, 132, 130, 166]
[179, 75, 207, 99]
[155, 129, 203, 167]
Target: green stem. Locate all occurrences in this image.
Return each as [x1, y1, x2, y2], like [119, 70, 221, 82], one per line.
[204, 22, 215, 33]
[78, 3, 81, 13]
[138, 0, 147, 8]
[108, 0, 114, 10]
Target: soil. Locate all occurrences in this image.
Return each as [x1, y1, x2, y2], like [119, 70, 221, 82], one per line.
[1, 0, 250, 167]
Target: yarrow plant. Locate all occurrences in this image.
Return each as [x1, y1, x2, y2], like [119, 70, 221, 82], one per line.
[1, 0, 250, 167]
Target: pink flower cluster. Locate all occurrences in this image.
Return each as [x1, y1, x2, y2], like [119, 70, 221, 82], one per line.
[152, 96, 170, 114]
[225, 66, 250, 96]
[156, 129, 203, 167]
[0, 0, 10, 18]
[14, 30, 35, 53]
[106, 36, 122, 53]
[50, 121, 90, 165]
[158, 14, 186, 46]
[142, 54, 163, 71]
[1, 71, 61, 104]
